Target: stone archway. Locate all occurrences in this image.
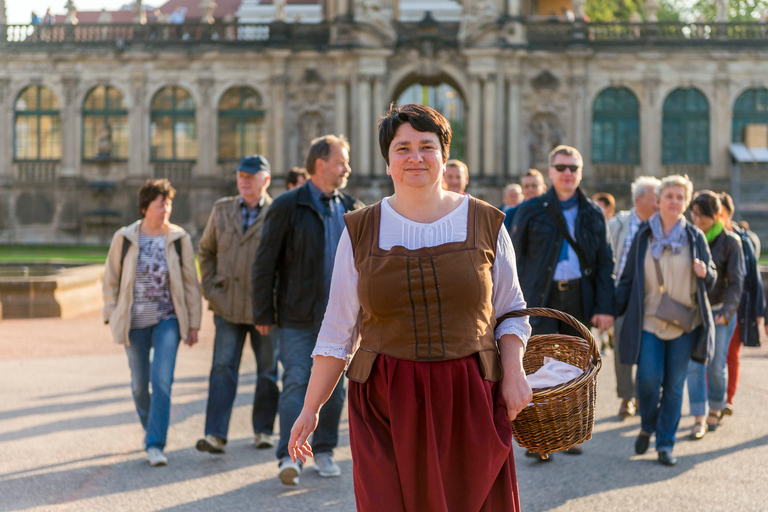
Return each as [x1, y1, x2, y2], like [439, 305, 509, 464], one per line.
[394, 76, 467, 161]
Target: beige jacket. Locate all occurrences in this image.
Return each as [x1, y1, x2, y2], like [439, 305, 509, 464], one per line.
[102, 220, 202, 345]
[197, 194, 272, 325]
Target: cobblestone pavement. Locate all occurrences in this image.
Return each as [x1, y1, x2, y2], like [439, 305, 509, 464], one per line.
[1, 308, 767, 512]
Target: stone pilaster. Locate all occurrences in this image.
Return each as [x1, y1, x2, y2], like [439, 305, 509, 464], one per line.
[482, 75, 498, 177]
[129, 74, 147, 177]
[467, 76, 482, 177]
[196, 77, 215, 176]
[60, 75, 80, 177]
[371, 76, 386, 176]
[0, 78, 10, 178]
[569, 75, 587, 170]
[641, 76, 662, 176]
[269, 75, 288, 176]
[334, 78, 349, 137]
[712, 75, 731, 179]
[506, 71, 523, 177]
[356, 75, 372, 176]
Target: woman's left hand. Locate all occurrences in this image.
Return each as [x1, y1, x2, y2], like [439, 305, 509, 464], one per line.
[185, 328, 199, 346]
[501, 370, 533, 422]
[714, 314, 727, 325]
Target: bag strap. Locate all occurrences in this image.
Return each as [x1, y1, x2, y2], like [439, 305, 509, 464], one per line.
[652, 255, 665, 292]
[544, 199, 593, 277]
[116, 236, 182, 297]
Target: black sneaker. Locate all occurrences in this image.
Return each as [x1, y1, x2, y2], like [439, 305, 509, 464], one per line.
[196, 435, 225, 454]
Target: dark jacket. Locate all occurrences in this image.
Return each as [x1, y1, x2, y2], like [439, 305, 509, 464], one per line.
[615, 221, 717, 365]
[510, 187, 616, 325]
[732, 225, 765, 347]
[707, 229, 745, 322]
[251, 182, 364, 330]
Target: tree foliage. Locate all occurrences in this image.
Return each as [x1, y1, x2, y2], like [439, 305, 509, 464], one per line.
[585, 0, 768, 22]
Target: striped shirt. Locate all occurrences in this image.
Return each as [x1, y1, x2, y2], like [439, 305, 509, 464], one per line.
[617, 210, 641, 278]
[240, 196, 265, 233]
[131, 233, 176, 329]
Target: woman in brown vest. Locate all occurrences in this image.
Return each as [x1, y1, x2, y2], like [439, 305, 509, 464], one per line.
[287, 104, 532, 511]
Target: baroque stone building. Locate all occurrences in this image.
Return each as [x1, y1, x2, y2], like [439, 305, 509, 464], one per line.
[2, 0, 768, 244]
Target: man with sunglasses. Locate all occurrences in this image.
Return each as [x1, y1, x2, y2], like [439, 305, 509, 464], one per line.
[511, 145, 615, 457]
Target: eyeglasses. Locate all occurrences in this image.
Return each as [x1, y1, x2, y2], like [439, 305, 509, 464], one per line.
[553, 164, 581, 173]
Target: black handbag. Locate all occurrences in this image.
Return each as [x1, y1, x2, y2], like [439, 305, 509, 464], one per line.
[653, 256, 697, 333]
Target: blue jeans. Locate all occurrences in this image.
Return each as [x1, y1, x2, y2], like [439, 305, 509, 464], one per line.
[204, 315, 279, 440]
[125, 317, 180, 450]
[275, 327, 346, 462]
[636, 329, 699, 453]
[687, 315, 736, 416]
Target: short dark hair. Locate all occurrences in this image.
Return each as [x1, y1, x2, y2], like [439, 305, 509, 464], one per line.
[548, 145, 583, 167]
[137, 178, 176, 217]
[719, 192, 734, 215]
[305, 135, 349, 175]
[592, 192, 616, 214]
[691, 190, 722, 219]
[286, 167, 309, 187]
[378, 103, 452, 165]
[522, 169, 544, 182]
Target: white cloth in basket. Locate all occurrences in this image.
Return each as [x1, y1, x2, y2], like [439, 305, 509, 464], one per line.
[526, 357, 582, 390]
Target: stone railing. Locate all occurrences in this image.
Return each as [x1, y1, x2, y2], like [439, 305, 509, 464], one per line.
[153, 161, 195, 182]
[592, 163, 638, 181]
[4, 20, 767, 50]
[2, 21, 329, 49]
[661, 164, 709, 184]
[15, 162, 58, 183]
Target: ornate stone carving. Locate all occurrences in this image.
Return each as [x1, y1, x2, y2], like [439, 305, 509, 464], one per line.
[528, 113, 563, 170]
[459, 0, 502, 43]
[65, 0, 79, 25]
[531, 71, 560, 91]
[61, 76, 80, 106]
[197, 77, 215, 106]
[0, 78, 10, 105]
[354, 0, 396, 41]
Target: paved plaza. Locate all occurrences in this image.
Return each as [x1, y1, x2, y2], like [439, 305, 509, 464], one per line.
[1, 307, 767, 512]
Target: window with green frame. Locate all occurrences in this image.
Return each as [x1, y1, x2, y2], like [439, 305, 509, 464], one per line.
[150, 86, 197, 161]
[218, 87, 266, 162]
[662, 88, 710, 165]
[14, 85, 62, 161]
[82, 85, 129, 161]
[732, 88, 768, 143]
[591, 87, 640, 164]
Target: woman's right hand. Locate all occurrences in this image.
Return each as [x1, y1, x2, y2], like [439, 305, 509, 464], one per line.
[693, 258, 707, 278]
[288, 407, 319, 464]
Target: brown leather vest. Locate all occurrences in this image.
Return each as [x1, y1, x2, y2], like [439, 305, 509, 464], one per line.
[343, 197, 504, 383]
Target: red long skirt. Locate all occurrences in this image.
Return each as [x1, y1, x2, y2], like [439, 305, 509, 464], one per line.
[348, 355, 520, 512]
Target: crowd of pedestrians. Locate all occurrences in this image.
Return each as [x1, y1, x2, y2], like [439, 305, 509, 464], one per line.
[101, 104, 766, 509]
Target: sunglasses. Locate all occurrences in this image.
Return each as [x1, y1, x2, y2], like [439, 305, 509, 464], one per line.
[553, 164, 581, 173]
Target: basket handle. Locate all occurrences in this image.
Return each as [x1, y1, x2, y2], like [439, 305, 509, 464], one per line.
[496, 307, 600, 360]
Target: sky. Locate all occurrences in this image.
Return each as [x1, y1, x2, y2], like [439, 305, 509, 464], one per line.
[6, 1, 156, 24]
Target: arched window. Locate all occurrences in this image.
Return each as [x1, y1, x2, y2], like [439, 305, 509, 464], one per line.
[218, 87, 266, 162]
[82, 85, 128, 161]
[662, 88, 710, 165]
[150, 86, 197, 161]
[397, 82, 465, 161]
[732, 88, 768, 143]
[591, 87, 640, 164]
[14, 86, 61, 161]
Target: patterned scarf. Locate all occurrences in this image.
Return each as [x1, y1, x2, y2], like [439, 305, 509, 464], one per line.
[649, 213, 688, 260]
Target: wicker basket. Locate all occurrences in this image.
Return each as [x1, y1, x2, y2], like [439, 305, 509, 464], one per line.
[499, 307, 602, 458]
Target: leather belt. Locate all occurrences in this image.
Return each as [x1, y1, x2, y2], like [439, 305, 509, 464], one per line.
[555, 278, 581, 292]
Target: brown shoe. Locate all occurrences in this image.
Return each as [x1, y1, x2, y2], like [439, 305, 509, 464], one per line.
[619, 399, 636, 418]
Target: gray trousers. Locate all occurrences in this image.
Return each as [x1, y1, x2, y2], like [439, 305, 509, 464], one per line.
[614, 314, 636, 400]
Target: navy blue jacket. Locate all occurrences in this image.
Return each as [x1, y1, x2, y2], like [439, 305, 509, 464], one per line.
[251, 182, 364, 330]
[615, 221, 717, 365]
[511, 187, 616, 326]
[733, 225, 765, 347]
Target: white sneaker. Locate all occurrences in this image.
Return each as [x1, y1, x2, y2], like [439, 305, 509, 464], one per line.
[146, 447, 168, 467]
[312, 453, 341, 477]
[196, 434, 226, 454]
[254, 432, 274, 449]
[278, 459, 301, 486]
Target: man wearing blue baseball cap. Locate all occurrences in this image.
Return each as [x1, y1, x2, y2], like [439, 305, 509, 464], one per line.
[196, 155, 279, 455]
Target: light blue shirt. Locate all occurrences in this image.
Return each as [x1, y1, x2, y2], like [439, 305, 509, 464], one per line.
[553, 201, 582, 281]
[307, 180, 347, 303]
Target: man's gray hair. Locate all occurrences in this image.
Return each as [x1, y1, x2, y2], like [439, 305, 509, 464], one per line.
[631, 176, 661, 201]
